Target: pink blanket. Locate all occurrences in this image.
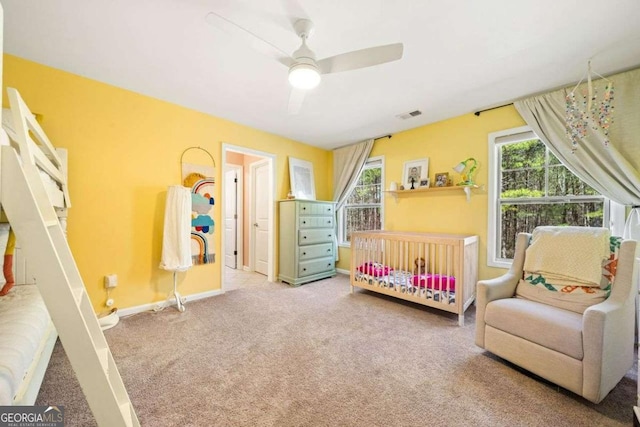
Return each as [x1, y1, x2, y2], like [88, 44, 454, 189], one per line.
[357, 262, 392, 277]
[411, 274, 456, 291]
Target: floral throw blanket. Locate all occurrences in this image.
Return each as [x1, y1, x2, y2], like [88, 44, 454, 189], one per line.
[516, 232, 621, 314]
[522, 226, 610, 288]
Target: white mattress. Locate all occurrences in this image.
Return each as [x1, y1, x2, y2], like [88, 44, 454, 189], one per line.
[0, 285, 52, 405]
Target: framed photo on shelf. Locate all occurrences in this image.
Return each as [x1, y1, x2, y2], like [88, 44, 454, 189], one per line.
[288, 157, 316, 200]
[402, 158, 429, 189]
[434, 172, 449, 187]
[419, 178, 430, 188]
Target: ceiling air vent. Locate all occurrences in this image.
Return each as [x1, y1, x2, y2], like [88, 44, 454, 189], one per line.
[396, 110, 422, 120]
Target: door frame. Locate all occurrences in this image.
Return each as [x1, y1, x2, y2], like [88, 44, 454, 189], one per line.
[224, 164, 243, 270]
[249, 158, 270, 274]
[221, 143, 276, 289]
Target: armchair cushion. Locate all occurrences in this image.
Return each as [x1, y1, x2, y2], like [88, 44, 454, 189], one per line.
[485, 298, 583, 360]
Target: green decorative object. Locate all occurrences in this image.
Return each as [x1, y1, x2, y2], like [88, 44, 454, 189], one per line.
[452, 157, 477, 186]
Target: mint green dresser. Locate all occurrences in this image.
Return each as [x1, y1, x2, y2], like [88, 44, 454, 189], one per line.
[278, 200, 337, 286]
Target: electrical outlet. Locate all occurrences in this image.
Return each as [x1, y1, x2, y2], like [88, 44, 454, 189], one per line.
[104, 274, 118, 288]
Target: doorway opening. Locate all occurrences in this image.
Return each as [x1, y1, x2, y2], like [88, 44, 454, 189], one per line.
[222, 144, 276, 291]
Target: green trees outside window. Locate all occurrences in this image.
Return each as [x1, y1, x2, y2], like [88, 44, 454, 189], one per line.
[342, 164, 382, 243]
[498, 139, 604, 258]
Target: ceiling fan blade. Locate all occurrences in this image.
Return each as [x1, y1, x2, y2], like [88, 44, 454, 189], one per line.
[205, 12, 292, 67]
[280, 0, 310, 26]
[287, 88, 306, 115]
[317, 43, 403, 74]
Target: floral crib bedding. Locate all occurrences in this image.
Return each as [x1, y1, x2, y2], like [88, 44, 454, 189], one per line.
[356, 262, 456, 304]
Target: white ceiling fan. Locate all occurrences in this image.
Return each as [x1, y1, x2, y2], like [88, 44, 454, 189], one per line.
[205, 11, 404, 114]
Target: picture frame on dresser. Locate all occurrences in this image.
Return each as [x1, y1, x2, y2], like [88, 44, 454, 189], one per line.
[288, 157, 316, 200]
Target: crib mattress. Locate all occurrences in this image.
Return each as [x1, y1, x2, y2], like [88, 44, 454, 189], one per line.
[0, 285, 52, 405]
[355, 270, 456, 304]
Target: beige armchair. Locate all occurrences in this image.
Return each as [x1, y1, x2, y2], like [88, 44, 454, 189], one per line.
[476, 229, 638, 403]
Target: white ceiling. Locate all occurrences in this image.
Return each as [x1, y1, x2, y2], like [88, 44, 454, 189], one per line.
[2, 0, 640, 150]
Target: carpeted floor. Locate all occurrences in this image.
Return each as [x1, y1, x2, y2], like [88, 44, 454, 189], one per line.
[36, 273, 637, 426]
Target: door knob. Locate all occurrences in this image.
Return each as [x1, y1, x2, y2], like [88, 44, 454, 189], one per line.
[253, 223, 258, 227]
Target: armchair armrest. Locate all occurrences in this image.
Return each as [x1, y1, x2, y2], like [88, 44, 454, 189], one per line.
[477, 273, 520, 304]
[582, 239, 638, 403]
[475, 274, 521, 347]
[475, 233, 530, 348]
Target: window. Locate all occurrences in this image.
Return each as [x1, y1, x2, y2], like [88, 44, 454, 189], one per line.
[487, 126, 617, 268]
[338, 156, 384, 245]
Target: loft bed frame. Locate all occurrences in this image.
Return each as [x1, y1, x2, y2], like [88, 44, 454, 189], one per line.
[0, 89, 70, 405]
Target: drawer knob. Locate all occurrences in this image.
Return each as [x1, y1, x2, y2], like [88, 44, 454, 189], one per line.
[303, 252, 307, 255]
[327, 248, 331, 252]
[303, 236, 307, 239]
[328, 234, 332, 238]
[303, 268, 307, 271]
[303, 220, 306, 224]
[327, 264, 331, 267]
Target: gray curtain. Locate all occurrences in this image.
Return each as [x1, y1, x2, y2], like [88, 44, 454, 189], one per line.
[514, 67, 640, 239]
[332, 138, 374, 260]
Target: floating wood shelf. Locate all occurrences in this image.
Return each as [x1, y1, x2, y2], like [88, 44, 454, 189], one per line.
[384, 184, 483, 202]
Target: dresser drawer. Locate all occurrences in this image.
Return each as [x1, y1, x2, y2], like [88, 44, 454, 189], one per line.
[299, 216, 334, 229]
[299, 202, 335, 216]
[299, 257, 335, 277]
[299, 243, 334, 260]
[299, 229, 334, 245]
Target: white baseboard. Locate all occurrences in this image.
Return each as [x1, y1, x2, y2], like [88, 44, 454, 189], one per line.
[336, 268, 349, 275]
[243, 265, 250, 272]
[117, 289, 224, 317]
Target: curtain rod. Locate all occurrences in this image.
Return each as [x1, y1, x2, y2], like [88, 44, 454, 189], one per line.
[473, 64, 640, 118]
[333, 134, 391, 150]
[474, 103, 513, 116]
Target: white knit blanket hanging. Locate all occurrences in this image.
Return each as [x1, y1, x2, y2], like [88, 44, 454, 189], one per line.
[159, 185, 193, 272]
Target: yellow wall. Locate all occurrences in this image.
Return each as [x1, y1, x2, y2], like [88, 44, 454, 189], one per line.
[336, 107, 526, 281]
[3, 54, 331, 311]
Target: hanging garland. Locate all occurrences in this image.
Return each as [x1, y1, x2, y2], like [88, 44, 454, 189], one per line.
[565, 61, 614, 153]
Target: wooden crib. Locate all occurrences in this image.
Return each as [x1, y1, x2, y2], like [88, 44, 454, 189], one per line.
[350, 231, 478, 326]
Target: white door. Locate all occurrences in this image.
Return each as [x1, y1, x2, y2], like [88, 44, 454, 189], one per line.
[252, 160, 270, 275]
[224, 167, 240, 269]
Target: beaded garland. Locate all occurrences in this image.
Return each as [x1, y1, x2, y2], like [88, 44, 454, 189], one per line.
[565, 63, 614, 153]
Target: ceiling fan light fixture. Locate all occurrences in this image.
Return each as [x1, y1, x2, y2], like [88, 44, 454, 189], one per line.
[288, 62, 321, 90]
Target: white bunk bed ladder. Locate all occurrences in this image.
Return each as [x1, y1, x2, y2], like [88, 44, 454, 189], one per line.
[0, 88, 139, 427]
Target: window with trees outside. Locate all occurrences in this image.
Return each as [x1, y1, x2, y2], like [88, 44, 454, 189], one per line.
[338, 156, 384, 245]
[487, 126, 615, 268]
